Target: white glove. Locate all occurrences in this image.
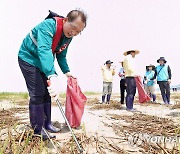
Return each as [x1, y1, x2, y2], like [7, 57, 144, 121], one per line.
[144, 80, 148, 84]
[65, 72, 76, 78]
[47, 75, 60, 101]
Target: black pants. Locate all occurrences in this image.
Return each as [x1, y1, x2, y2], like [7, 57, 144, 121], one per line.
[125, 77, 136, 97]
[120, 79, 126, 103]
[158, 81, 170, 101]
[18, 58, 51, 105]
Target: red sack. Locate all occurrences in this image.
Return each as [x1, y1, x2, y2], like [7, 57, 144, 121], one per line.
[135, 76, 151, 103]
[65, 77, 87, 128]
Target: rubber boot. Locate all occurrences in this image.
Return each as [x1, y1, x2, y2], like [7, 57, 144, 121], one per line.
[162, 94, 168, 104]
[106, 94, 111, 104]
[120, 94, 125, 104]
[102, 95, 106, 103]
[152, 94, 156, 102]
[126, 95, 134, 110]
[166, 94, 170, 104]
[41, 127, 55, 140]
[44, 103, 61, 133]
[149, 93, 153, 102]
[120, 100, 124, 104]
[29, 103, 55, 140]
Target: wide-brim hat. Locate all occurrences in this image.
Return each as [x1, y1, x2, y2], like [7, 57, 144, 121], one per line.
[146, 64, 155, 70]
[105, 60, 113, 64]
[157, 57, 167, 63]
[123, 50, 140, 56]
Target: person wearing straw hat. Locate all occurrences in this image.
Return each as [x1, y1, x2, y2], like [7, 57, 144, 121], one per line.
[123, 50, 139, 110]
[144, 64, 156, 102]
[101, 60, 116, 104]
[118, 60, 126, 104]
[151, 57, 172, 104]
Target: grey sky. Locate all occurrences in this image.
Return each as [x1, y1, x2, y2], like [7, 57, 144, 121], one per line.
[0, 0, 180, 93]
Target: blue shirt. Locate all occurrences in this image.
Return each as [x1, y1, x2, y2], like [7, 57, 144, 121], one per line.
[119, 68, 125, 79]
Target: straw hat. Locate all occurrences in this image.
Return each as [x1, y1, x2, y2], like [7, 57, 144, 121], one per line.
[123, 50, 140, 56]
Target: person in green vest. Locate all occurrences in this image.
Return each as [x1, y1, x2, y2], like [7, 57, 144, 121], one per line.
[151, 57, 172, 104]
[144, 64, 156, 102]
[18, 10, 87, 140]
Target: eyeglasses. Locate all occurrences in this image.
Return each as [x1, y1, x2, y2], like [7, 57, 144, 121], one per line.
[69, 22, 82, 35]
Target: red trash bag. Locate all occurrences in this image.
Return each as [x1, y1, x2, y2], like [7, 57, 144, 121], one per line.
[65, 77, 87, 128]
[135, 76, 151, 103]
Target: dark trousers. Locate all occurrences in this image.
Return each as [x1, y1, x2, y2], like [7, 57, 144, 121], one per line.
[18, 58, 51, 105]
[125, 77, 136, 97]
[158, 81, 170, 102]
[120, 79, 126, 103]
[125, 77, 136, 110]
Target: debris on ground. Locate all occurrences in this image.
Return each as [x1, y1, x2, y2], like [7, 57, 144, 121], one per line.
[172, 101, 180, 109]
[60, 132, 127, 153]
[108, 113, 180, 154]
[0, 93, 180, 153]
[90, 100, 122, 110]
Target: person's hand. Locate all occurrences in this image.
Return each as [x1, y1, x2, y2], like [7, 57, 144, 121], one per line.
[47, 75, 60, 101]
[168, 79, 171, 84]
[65, 72, 76, 78]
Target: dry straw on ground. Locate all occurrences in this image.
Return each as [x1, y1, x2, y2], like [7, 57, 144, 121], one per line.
[90, 100, 122, 110]
[109, 113, 180, 154]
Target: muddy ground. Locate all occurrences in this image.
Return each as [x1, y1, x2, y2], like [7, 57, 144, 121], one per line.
[0, 93, 180, 154]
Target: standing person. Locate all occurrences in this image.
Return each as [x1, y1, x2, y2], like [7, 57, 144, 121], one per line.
[18, 10, 87, 140]
[152, 57, 172, 104]
[123, 50, 140, 110]
[101, 60, 115, 104]
[144, 64, 156, 102]
[118, 61, 126, 104]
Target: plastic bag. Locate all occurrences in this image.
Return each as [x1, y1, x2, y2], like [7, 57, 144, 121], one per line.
[65, 77, 87, 128]
[135, 76, 151, 103]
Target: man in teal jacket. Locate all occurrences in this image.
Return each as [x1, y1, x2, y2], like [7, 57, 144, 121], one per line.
[18, 10, 87, 140]
[152, 57, 172, 104]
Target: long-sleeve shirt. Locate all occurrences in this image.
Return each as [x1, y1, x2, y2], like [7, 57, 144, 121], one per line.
[101, 65, 115, 82]
[18, 18, 72, 77]
[123, 55, 136, 77]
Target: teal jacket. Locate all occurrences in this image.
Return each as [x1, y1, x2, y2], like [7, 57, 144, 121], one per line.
[145, 70, 155, 86]
[151, 64, 172, 82]
[18, 18, 72, 77]
[156, 64, 171, 81]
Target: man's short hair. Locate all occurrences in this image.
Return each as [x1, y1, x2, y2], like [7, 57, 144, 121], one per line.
[67, 9, 87, 27]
